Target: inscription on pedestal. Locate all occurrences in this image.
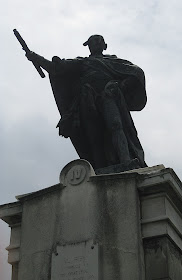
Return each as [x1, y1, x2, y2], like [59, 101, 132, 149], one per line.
[51, 241, 98, 280]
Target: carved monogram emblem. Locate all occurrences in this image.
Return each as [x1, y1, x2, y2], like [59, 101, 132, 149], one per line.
[67, 165, 87, 185]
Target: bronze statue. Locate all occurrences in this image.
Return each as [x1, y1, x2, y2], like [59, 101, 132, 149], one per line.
[15, 32, 147, 173]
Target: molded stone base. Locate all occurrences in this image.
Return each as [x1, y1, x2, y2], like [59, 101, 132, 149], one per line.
[1, 161, 182, 280]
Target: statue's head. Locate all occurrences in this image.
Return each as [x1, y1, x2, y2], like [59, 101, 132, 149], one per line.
[83, 35, 107, 55]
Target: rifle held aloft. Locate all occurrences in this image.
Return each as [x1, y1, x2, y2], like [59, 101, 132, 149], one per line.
[13, 29, 45, 78]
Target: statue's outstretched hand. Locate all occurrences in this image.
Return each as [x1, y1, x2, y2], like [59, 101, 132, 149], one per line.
[26, 51, 38, 62]
[25, 51, 52, 75]
[25, 51, 46, 78]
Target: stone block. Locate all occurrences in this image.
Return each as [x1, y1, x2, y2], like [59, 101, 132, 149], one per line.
[139, 167, 182, 280]
[1, 161, 182, 280]
[144, 237, 182, 280]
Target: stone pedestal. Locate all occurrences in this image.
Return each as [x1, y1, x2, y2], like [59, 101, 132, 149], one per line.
[139, 166, 182, 279]
[1, 160, 182, 280]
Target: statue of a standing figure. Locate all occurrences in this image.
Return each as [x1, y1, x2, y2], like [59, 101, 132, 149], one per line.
[26, 35, 147, 173]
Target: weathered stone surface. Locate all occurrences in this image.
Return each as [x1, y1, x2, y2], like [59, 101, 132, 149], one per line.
[51, 240, 98, 280]
[0, 202, 22, 280]
[138, 167, 182, 252]
[18, 190, 61, 280]
[138, 166, 182, 280]
[1, 161, 182, 280]
[144, 237, 182, 280]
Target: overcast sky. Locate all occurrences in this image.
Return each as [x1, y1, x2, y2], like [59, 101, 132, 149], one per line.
[1, 0, 182, 278]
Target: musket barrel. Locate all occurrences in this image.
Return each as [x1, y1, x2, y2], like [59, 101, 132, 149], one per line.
[13, 29, 45, 78]
[13, 29, 30, 52]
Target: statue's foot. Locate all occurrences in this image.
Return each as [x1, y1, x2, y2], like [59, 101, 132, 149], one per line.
[95, 158, 141, 175]
[128, 158, 140, 170]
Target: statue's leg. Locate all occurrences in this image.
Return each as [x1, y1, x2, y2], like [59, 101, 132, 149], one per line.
[107, 106, 130, 163]
[99, 85, 131, 164]
[80, 93, 107, 169]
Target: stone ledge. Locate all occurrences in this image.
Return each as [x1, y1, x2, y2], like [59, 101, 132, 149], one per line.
[139, 168, 182, 252]
[7, 248, 20, 264]
[0, 202, 22, 225]
[6, 244, 21, 250]
[138, 168, 182, 197]
[138, 170, 182, 215]
[142, 219, 182, 251]
[16, 183, 63, 202]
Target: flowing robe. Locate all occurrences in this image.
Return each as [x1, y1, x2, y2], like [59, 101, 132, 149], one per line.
[49, 55, 147, 169]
